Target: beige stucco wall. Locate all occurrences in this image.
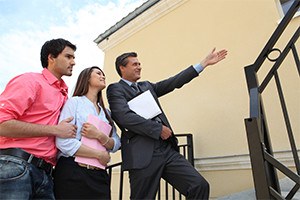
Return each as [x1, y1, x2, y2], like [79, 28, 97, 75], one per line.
[98, 0, 299, 198]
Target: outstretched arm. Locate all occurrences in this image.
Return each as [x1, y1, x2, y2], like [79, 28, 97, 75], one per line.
[200, 48, 228, 68]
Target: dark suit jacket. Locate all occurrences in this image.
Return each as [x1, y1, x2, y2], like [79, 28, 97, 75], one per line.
[106, 66, 199, 170]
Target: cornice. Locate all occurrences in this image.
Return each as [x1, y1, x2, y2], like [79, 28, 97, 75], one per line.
[195, 150, 300, 171]
[97, 0, 189, 51]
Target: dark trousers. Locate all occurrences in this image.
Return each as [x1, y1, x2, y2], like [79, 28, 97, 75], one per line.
[129, 141, 209, 200]
[53, 157, 110, 200]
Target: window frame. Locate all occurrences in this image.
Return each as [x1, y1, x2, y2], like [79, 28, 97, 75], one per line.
[276, 0, 300, 18]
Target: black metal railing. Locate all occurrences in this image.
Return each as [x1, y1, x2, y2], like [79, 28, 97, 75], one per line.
[244, 0, 300, 199]
[106, 133, 194, 200]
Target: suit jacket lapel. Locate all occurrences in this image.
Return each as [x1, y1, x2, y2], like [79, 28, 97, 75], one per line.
[119, 80, 171, 128]
[119, 80, 145, 105]
[119, 80, 145, 96]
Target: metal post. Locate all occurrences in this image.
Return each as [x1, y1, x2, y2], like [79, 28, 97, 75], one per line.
[245, 117, 272, 199]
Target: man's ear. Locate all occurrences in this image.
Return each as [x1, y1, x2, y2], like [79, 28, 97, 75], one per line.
[120, 65, 126, 74]
[48, 54, 55, 64]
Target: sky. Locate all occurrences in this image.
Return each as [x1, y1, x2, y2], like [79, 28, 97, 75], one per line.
[0, 0, 147, 94]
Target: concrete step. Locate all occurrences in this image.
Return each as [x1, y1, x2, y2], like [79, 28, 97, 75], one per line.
[217, 178, 300, 200]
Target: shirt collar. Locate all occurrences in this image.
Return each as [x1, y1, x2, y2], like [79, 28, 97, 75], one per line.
[42, 68, 68, 93]
[121, 78, 136, 86]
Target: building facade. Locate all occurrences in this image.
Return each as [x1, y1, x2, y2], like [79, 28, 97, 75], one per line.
[95, 0, 299, 198]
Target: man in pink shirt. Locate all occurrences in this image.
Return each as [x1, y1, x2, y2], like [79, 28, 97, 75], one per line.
[0, 38, 78, 199]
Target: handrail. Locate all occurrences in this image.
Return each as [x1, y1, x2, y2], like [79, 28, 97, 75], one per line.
[259, 27, 300, 93]
[245, 0, 300, 92]
[244, 0, 300, 199]
[106, 133, 194, 200]
[251, 0, 300, 73]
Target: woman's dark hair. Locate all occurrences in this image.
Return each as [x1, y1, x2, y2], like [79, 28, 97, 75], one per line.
[115, 52, 137, 77]
[40, 38, 76, 68]
[73, 66, 113, 136]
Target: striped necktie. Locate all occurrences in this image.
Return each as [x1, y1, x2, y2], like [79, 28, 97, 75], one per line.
[131, 83, 140, 93]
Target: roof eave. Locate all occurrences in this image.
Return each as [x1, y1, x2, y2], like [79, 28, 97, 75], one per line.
[94, 0, 160, 44]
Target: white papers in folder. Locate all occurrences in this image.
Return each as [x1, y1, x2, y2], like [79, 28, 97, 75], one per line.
[128, 90, 162, 119]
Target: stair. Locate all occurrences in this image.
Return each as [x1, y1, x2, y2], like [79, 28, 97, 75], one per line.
[217, 178, 300, 200]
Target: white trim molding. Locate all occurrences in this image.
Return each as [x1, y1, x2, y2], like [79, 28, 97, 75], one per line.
[97, 0, 189, 51]
[195, 150, 300, 171]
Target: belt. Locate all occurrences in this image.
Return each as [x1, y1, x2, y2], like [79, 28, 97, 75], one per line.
[0, 148, 53, 174]
[78, 163, 103, 170]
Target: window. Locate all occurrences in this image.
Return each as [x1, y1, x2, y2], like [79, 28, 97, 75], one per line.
[279, 0, 300, 16]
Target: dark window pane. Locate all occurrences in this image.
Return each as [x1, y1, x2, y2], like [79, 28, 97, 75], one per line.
[280, 0, 300, 15]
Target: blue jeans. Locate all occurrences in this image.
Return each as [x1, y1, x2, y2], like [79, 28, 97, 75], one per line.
[0, 155, 54, 200]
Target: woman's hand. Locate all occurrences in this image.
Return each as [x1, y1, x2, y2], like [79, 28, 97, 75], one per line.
[97, 151, 111, 166]
[81, 122, 110, 146]
[81, 122, 102, 139]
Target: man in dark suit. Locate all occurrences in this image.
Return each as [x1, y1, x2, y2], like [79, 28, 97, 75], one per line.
[107, 48, 227, 200]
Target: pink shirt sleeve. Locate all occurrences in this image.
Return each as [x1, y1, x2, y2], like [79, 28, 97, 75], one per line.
[0, 73, 37, 123]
